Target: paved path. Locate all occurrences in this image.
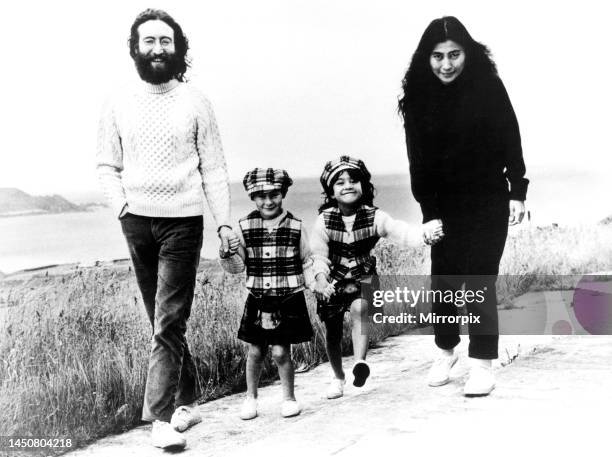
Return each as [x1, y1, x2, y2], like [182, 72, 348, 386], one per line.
[68, 333, 612, 457]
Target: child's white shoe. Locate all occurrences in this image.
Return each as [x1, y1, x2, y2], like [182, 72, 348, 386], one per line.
[281, 400, 301, 418]
[326, 378, 346, 399]
[427, 352, 458, 387]
[239, 397, 258, 420]
[170, 402, 202, 432]
[151, 420, 186, 449]
[464, 359, 495, 396]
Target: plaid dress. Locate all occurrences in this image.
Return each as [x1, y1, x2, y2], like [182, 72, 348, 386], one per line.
[318, 205, 381, 321]
[237, 210, 313, 344]
[323, 205, 380, 281]
[239, 210, 305, 296]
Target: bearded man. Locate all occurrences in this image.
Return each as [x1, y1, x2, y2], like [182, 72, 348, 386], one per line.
[96, 8, 238, 450]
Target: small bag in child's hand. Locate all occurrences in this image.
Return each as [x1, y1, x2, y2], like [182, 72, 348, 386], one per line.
[252, 295, 286, 330]
[334, 280, 362, 304]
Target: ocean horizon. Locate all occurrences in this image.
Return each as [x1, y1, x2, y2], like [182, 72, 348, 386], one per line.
[1, 172, 610, 274]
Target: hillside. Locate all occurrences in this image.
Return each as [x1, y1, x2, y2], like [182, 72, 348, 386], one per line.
[0, 188, 87, 216]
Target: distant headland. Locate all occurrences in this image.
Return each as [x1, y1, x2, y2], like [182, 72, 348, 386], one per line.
[0, 188, 106, 218]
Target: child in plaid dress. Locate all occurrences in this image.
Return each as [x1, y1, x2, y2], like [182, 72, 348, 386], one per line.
[220, 168, 314, 420]
[311, 156, 418, 399]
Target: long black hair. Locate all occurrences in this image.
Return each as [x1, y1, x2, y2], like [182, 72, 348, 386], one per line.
[398, 16, 497, 122]
[128, 9, 191, 82]
[318, 168, 376, 213]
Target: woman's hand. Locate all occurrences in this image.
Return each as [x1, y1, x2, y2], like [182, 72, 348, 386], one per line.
[509, 200, 525, 226]
[422, 219, 444, 245]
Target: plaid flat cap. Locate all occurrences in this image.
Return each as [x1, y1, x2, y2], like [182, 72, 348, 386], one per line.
[320, 155, 371, 190]
[243, 168, 293, 196]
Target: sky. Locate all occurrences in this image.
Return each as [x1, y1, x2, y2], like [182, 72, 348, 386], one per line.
[1, 0, 610, 195]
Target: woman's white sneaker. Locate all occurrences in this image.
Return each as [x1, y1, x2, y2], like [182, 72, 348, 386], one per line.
[427, 353, 458, 387]
[151, 420, 186, 449]
[464, 364, 495, 396]
[326, 378, 346, 399]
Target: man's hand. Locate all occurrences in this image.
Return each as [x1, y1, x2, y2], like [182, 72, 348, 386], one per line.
[218, 226, 239, 255]
[509, 200, 525, 226]
[314, 275, 335, 302]
[422, 219, 444, 245]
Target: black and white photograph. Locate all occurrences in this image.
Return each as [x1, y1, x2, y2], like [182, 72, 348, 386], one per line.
[1, 0, 611, 455]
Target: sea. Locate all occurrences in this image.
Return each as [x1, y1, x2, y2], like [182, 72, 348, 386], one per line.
[1, 172, 610, 274]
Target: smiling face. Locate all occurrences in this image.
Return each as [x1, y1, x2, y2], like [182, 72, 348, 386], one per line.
[430, 40, 466, 85]
[252, 189, 284, 219]
[331, 170, 363, 210]
[134, 20, 177, 83]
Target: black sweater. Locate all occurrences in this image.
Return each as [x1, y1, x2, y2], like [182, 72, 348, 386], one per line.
[404, 75, 528, 223]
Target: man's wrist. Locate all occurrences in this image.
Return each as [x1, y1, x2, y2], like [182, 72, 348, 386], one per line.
[217, 224, 232, 234]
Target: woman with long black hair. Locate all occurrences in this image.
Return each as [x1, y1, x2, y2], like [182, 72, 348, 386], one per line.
[398, 16, 528, 396]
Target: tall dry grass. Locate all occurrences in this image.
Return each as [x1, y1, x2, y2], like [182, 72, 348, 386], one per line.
[2, 223, 612, 449]
[0, 259, 420, 449]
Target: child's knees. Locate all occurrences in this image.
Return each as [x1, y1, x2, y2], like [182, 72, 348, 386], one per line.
[350, 299, 368, 318]
[248, 344, 266, 362]
[271, 345, 291, 365]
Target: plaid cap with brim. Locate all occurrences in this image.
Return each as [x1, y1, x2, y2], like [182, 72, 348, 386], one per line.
[320, 155, 371, 190]
[243, 168, 293, 196]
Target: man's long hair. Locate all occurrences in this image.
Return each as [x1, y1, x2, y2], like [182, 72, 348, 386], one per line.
[398, 16, 497, 123]
[128, 9, 191, 82]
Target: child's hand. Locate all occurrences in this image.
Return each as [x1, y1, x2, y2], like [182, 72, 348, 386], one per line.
[219, 245, 233, 259]
[218, 226, 240, 255]
[314, 277, 335, 301]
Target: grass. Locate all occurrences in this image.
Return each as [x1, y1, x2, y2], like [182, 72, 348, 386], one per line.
[2, 223, 612, 452]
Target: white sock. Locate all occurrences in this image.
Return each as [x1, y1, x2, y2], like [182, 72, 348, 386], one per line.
[440, 349, 454, 357]
[469, 357, 492, 369]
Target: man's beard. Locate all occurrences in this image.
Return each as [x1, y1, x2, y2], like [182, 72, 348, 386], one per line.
[134, 52, 181, 84]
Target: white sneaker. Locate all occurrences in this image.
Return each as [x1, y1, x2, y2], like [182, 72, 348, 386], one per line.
[239, 397, 258, 420]
[427, 353, 458, 387]
[151, 420, 187, 449]
[326, 378, 346, 399]
[170, 403, 202, 432]
[281, 400, 301, 418]
[464, 365, 495, 396]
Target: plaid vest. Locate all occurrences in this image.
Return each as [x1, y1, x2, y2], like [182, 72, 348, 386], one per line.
[322, 206, 380, 282]
[239, 210, 304, 296]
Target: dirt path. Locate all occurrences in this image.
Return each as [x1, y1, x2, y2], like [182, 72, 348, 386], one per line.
[67, 333, 612, 457]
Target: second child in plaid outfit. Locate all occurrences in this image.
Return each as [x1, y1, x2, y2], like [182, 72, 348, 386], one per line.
[311, 156, 418, 399]
[220, 168, 314, 419]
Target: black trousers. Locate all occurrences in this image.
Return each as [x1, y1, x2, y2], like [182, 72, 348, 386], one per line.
[430, 193, 509, 359]
[120, 213, 203, 422]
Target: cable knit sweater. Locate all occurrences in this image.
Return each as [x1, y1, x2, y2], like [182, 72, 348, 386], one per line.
[96, 80, 231, 225]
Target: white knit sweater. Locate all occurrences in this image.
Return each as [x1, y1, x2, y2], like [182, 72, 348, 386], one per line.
[96, 80, 231, 225]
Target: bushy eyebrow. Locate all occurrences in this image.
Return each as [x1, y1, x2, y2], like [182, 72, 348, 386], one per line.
[141, 34, 173, 40]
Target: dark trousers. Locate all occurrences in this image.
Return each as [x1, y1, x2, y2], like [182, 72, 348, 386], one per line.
[430, 194, 509, 359]
[120, 213, 203, 422]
